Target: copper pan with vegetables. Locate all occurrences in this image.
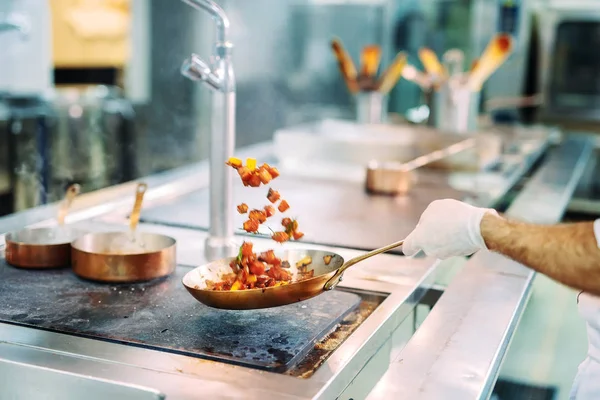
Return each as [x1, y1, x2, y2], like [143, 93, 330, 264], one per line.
[182, 157, 404, 310]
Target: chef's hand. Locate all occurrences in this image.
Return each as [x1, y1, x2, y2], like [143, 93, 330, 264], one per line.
[403, 199, 498, 259]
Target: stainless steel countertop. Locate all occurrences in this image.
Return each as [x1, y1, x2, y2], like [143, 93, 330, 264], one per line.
[366, 135, 594, 400]
[0, 129, 574, 399]
[0, 142, 440, 399]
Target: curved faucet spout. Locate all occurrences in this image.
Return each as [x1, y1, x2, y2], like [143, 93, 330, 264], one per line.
[181, 0, 229, 43]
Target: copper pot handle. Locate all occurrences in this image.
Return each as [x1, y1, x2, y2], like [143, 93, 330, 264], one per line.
[129, 182, 148, 233]
[57, 183, 81, 226]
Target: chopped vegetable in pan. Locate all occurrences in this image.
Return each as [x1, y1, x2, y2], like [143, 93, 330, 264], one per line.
[209, 157, 311, 291]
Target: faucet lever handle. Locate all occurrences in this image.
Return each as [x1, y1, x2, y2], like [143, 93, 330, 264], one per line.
[181, 54, 210, 81]
[181, 53, 222, 90]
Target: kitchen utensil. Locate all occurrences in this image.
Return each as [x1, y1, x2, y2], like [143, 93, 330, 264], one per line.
[70, 183, 176, 283]
[365, 138, 476, 195]
[360, 45, 381, 78]
[182, 240, 404, 310]
[376, 51, 408, 94]
[467, 33, 513, 91]
[401, 64, 432, 91]
[330, 38, 359, 93]
[442, 49, 464, 77]
[418, 48, 446, 78]
[5, 183, 83, 268]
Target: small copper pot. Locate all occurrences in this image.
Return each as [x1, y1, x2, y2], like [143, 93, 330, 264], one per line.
[5, 227, 84, 268]
[71, 231, 176, 283]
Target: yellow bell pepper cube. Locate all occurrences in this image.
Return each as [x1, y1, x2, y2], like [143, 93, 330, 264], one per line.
[246, 158, 257, 170]
[231, 280, 243, 291]
[246, 274, 257, 284]
[227, 157, 242, 168]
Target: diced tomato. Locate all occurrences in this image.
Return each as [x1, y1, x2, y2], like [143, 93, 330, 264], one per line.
[243, 219, 260, 233]
[267, 188, 280, 203]
[248, 174, 261, 187]
[267, 166, 280, 179]
[292, 231, 304, 240]
[264, 205, 275, 218]
[257, 168, 273, 184]
[281, 217, 291, 228]
[237, 167, 253, 185]
[237, 203, 248, 214]
[241, 242, 253, 257]
[278, 200, 290, 212]
[267, 266, 292, 281]
[249, 260, 266, 276]
[249, 209, 267, 223]
[271, 231, 289, 243]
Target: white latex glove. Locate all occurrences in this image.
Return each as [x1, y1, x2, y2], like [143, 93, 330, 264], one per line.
[403, 199, 498, 259]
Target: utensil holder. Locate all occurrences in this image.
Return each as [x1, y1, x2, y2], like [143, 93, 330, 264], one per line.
[355, 91, 387, 124]
[427, 80, 480, 134]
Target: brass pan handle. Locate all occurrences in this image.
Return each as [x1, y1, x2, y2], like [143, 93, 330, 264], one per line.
[57, 183, 81, 226]
[323, 239, 404, 291]
[129, 182, 148, 233]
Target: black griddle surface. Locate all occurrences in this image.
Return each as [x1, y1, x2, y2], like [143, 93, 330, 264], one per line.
[0, 260, 361, 372]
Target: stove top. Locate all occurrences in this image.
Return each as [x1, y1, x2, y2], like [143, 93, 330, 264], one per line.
[0, 260, 362, 372]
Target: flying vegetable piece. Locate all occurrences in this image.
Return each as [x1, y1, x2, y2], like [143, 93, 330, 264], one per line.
[240, 242, 254, 257]
[267, 188, 280, 203]
[248, 174, 261, 187]
[259, 250, 280, 266]
[271, 231, 289, 243]
[292, 231, 304, 240]
[257, 167, 273, 184]
[278, 199, 290, 212]
[237, 167, 253, 185]
[243, 219, 260, 233]
[246, 158, 257, 170]
[226, 157, 243, 169]
[237, 203, 249, 214]
[249, 209, 267, 223]
[264, 205, 275, 217]
[267, 165, 280, 179]
[281, 217, 292, 228]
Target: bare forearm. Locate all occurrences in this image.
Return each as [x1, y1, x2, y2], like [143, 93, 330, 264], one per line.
[480, 213, 600, 294]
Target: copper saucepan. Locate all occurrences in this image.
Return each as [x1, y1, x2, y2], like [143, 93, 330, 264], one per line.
[71, 183, 177, 283]
[4, 184, 83, 268]
[182, 240, 404, 310]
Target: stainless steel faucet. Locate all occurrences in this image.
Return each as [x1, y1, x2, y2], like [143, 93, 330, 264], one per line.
[180, 0, 237, 261]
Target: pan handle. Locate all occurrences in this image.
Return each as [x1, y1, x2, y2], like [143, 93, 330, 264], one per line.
[129, 182, 148, 233]
[57, 184, 81, 226]
[323, 240, 404, 291]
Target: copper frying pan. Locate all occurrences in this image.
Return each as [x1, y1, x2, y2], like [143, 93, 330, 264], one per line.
[4, 184, 82, 268]
[182, 240, 404, 310]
